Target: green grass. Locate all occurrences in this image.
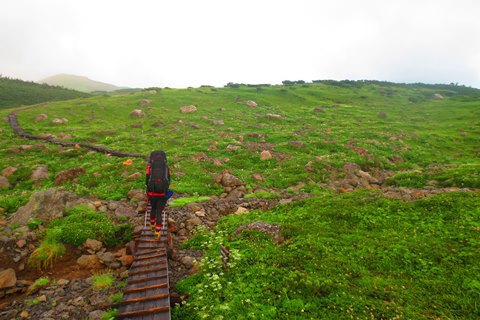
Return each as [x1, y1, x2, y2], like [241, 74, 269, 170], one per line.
[173, 191, 480, 319]
[91, 272, 115, 291]
[169, 195, 211, 207]
[28, 205, 132, 269]
[1, 81, 478, 207]
[27, 277, 50, 294]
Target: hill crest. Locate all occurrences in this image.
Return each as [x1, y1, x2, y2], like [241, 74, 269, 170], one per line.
[39, 73, 128, 93]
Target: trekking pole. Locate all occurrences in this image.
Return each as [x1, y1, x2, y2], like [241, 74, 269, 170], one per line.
[144, 197, 150, 228]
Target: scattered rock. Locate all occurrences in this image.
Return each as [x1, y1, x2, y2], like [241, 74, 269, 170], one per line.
[76, 255, 101, 269]
[127, 172, 141, 180]
[246, 100, 257, 107]
[0, 176, 10, 189]
[84, 239, 103, 253]
[97, 251, 114, 264]
[115, 206, 136, 217]
[54, 167, 85, 185]
[186, 216, 202, 231]
[16, 239, 26, 248]
[37, 294, 47, 302]
[129, 109, 145, 117]
[2, 166, 17, 177]
[52, 118, 68, 124]
[57, 279, 69, 286]
[139, 99, 151, 106]
[88, 310, 104, 320]
[35, 114, 48, 121]
[57, 133, 73, 140]
[260, 150, 272, 160]
[180, 105, 197, 113]
[180, 256, 196, 269]
[251, 173, 265, 181]
[20, 310, 29, 318]
[9, 189, 79, 225]
[433, 93, 444, 99]
[235, 207, 249, 215]
[210, 119, 224, 125]
[0, 268, 16, 289]
[226, 144, 241, 151]
[127, 189, 145, 202]
[233, 221, 284, 244]
[266, 113, 282, 119]
[30, 165, 49, 180]
[289, 140, 305, 148]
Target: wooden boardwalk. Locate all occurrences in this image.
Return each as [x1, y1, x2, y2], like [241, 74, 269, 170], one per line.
[117, 228, 171, 320]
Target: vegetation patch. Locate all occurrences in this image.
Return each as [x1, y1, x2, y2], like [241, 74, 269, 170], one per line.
[174, 191, 480, 319]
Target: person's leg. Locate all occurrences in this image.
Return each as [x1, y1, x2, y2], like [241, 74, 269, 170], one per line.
[154, 197, 167, 233]
[149, 196, 157, 227]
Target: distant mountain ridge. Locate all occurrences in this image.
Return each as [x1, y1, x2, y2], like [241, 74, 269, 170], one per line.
[39, 74, 128, 93]
[0, 76, 90, 109]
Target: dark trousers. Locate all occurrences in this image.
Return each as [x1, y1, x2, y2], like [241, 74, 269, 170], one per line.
[149, 196, 167, 225]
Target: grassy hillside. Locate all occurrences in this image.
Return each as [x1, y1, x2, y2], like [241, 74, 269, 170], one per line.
[0, 81, 479, 319]
[39, 73, 128, 93]
[2, 81, 478, 200]
[0, 76, 90, 109]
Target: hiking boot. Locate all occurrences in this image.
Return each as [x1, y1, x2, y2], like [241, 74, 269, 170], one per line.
[154, 224, 162, 238]
[149, 218, 156, 231]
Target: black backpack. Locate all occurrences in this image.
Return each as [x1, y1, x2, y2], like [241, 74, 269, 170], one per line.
[147, 150, 170, 193]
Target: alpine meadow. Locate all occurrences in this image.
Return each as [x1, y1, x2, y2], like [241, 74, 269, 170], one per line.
[0, 80, 479, 320]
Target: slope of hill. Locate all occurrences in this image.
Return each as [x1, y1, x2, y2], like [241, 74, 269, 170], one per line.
[39, 74, 128, 93]
[0, 76, 90, 109]
[0, 81, 479, 319]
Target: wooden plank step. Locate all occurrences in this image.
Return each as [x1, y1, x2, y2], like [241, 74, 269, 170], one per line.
[122, 293, 169, 304]
[135, 252, 167, 261]
[132, 259, 167, 269]
[135, 249, 164, 257]
[117, 306, 170, 319]
[128, 273, 168, 284]
[124, 282, 168, 293]
[129, 266, 167, 276]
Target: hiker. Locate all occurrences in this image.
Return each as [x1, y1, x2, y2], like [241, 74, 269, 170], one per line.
[146, 150, 173, 236]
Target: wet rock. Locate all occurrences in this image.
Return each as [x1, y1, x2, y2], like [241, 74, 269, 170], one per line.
[260, 150, 272, 160]
[54, 167, 85, 185]
[2, 166, 17, 177]
[0, 268, 16, 289]
[180, 105, 197, 113]
[30, 165, 49, 180]
[84, 239, 103, 253]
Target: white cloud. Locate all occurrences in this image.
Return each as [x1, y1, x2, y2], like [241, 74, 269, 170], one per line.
[1, 0, 479, 88]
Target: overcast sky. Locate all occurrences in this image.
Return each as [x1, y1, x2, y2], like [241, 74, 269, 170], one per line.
[1, 0, 479, 88]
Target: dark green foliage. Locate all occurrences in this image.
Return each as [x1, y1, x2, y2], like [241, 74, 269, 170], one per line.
[47, 205, 131, 247]
[0, 76, 90, 109]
